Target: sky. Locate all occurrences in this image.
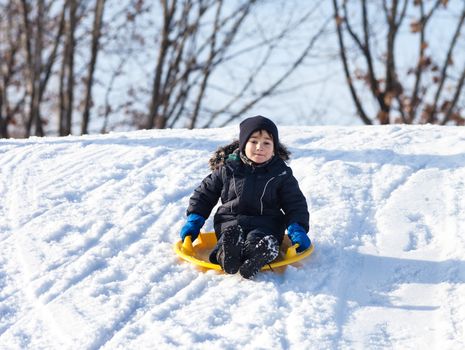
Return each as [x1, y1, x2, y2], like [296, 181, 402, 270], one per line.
[1, 124, 465, 349]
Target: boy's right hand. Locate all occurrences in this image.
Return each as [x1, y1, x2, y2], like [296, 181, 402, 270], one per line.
[180, 213, 206, 242]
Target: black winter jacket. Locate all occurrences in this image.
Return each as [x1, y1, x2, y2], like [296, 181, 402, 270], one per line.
[187, 141, 309, 244]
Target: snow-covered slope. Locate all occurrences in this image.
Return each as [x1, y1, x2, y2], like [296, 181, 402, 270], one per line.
[1, 125, 465, 349]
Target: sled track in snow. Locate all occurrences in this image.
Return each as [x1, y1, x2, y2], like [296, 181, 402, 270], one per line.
[2, 127, 465, 349]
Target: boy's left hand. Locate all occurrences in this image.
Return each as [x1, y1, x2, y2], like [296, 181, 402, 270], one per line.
[287, 223, 311, 252]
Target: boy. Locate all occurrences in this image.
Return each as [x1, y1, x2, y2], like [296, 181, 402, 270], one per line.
[180, 115, 310, 279]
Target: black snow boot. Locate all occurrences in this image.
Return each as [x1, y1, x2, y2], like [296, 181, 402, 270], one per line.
[216, 225, 244, 274]
[239, 236, 279, 279]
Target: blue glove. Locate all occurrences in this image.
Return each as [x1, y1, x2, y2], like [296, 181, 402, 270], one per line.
[287, 223, 311, 253]
[180, 213, 206, 242]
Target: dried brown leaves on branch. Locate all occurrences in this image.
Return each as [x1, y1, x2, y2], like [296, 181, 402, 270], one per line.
[332, 0, 465, 125]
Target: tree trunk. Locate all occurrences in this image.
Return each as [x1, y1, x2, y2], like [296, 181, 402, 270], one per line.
[59, 0, 77, 135]
[81, 0, 106, 135]
[0, 89, 7, 137]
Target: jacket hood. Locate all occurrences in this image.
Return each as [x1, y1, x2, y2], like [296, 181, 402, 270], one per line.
[209, 139, 291, 170]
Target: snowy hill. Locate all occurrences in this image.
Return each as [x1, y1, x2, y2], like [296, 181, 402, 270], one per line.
[1, 125, 465, 349]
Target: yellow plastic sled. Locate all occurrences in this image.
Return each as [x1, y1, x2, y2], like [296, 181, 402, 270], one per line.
[174, 231, 314, 271]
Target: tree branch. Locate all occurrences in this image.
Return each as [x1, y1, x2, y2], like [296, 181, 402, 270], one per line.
[332, 0, 372, 125]
[428, 5, 465, 123]
[219, 14, 331, 127]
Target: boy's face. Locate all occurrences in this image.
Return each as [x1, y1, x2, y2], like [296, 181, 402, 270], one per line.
[244, 130, 274, 164]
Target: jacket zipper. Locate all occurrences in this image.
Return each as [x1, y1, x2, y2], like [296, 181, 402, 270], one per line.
[259, 170, 287, 215]
[231, 174, 239, 212]
[260, 177, 275, 215]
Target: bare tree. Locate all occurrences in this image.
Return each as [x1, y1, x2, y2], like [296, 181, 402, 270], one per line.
[17, 0, 67, 137]
[0, 1, 25, 138]
[0, 1, 333, 137]
[0, 0, 121, 137]
[332, 0, 465, 125]
[81, 0, 106, 135]
[145, 0, 328, 129]
[21, 0, 45, 136]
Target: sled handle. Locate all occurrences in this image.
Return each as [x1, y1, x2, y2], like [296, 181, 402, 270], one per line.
[284, 244, 299, 259]
[182, 235, 194, 255]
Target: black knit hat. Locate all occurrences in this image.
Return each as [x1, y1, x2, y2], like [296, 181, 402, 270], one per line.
[239, 115, 279, 153]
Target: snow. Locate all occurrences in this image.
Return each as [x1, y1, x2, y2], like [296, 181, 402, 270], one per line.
[1, 125, 465, 349]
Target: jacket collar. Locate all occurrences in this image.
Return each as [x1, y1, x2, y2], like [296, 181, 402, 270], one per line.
[209, 139, 290, 171]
